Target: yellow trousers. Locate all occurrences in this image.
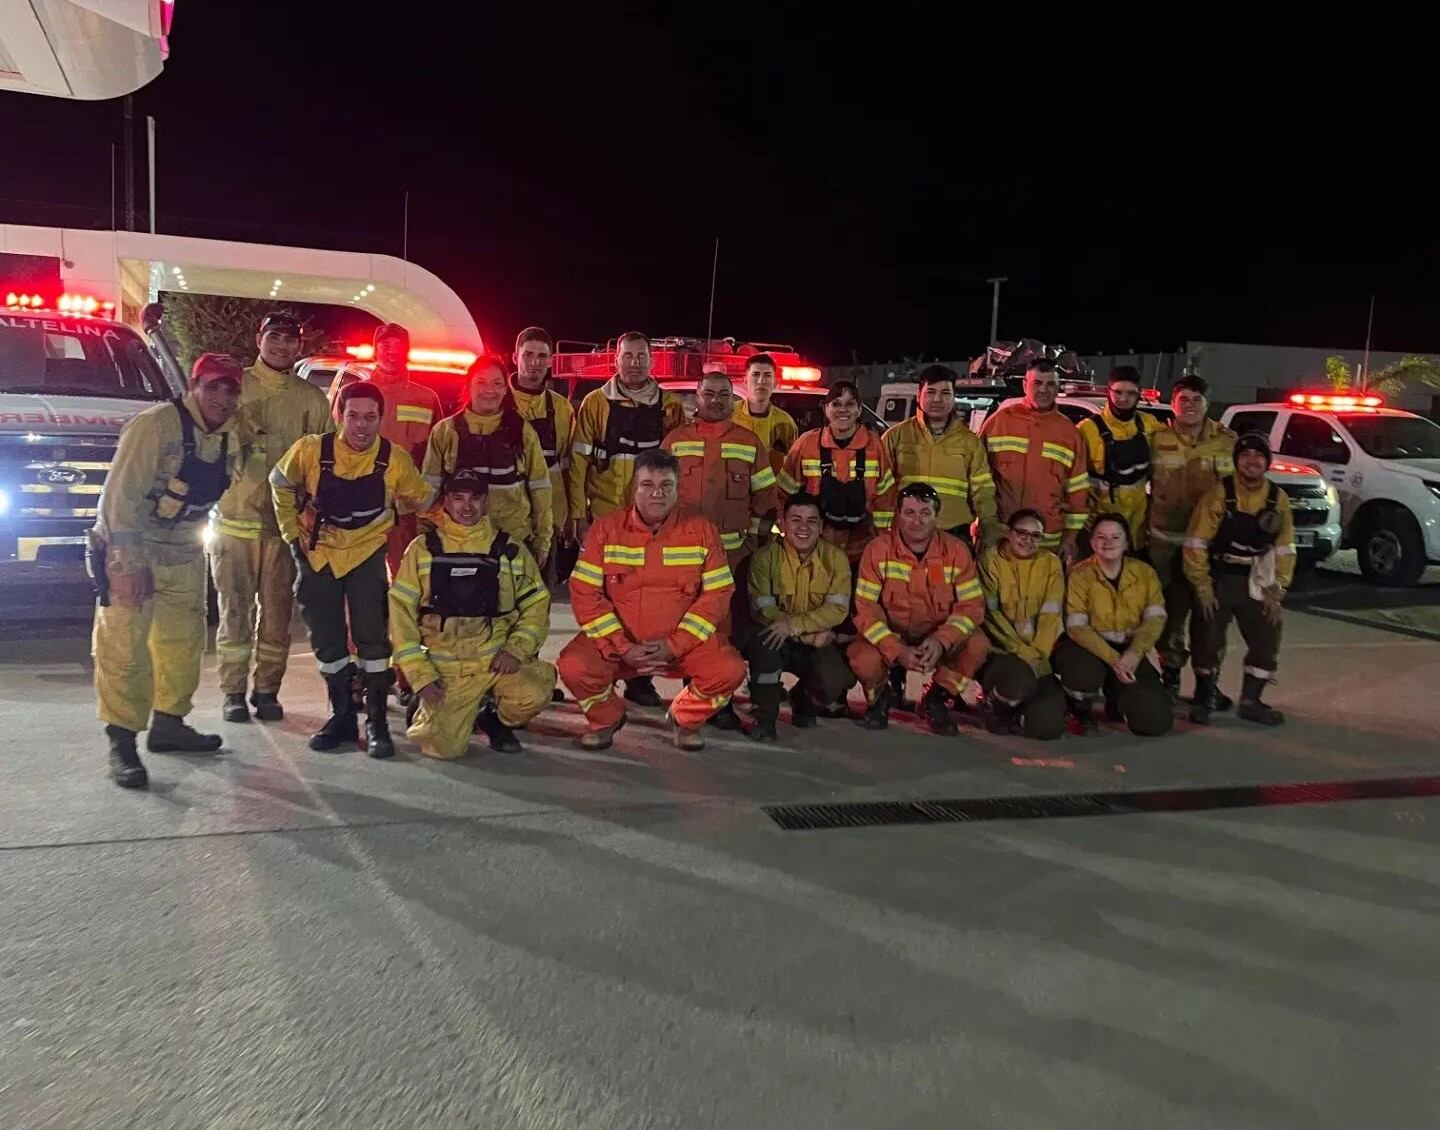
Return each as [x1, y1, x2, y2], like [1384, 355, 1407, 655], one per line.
[406, 656, 557, 759]
[93, 552, 207, 733]
[210, 532, 296, 694]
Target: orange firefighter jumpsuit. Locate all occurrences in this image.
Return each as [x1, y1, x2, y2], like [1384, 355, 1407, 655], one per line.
[777, 425, 897, 562]
[330, 369, 442, 575]
[558, 508, 746, 731]
[848, 528, 990, 702]
[663, 418, 779, 567]
[978, 404, 1089, 549]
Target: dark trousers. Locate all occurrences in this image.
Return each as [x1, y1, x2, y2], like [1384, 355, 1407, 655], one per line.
[743, 629, 854, 722]
[295, 547, 391, 676]
[1053, 637, 1173, 736]
[945, 524, 975, 549]
[978, 652, 1067, 739]
[1150, 544, 1198, 672]
[1191, 570, 1282, 680]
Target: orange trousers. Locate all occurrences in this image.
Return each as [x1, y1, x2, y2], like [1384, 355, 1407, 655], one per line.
[847, 631, 990, 703]
[557, 634, 746, 731]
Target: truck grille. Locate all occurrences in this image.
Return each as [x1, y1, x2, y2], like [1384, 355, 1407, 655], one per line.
[1284, 482, 1332, 529]
[1, 435, 116, 562]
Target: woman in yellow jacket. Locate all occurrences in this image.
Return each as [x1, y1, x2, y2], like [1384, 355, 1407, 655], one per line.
[1053, 513, 1173, 736]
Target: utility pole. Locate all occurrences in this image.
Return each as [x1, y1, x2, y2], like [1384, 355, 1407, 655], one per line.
[146, 116, 157, 234]
[403, 190, 410, 260]
[706, 237, 720, 344]
[986, 276, 1007, 345]
[123, 96, 135, 231]
[1361, 292, 1376, 390]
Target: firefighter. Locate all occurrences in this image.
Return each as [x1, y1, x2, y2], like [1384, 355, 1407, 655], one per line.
[1054, 514, 1173, 736]
[883, 363, 996, 545]
[744, 492, 857, 743]
[389, 468, 556, 757]
[978, 360, 1089, 561]
[975, 508, 1068, 739]
[271, 382, 434, 759]
[1147, 374, 1237, 701]
[566, 331, 686, 708]
[508, 326, 574, 568]
[329, 322, 443, 577]
[731, 352, 799, 476]
[423, 355, 554, 565]
[848, 482, 989, 734]
[1075, 365, 1162, 548]
[211, 312, 333, 724]
[92, 354, 243, 789]
[778, 380, 897, 564]
[558, 449, 746, 752]
[1185, 434, 1295, 726]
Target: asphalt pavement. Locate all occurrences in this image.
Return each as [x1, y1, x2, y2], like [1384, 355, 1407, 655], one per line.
[2, 577, 1439, 1128]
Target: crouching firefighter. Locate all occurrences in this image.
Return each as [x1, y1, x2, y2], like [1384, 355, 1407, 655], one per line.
[91, 354, 243, 788]
[390, 469, 557, 757]
[1185, 433, 1295, 726]
[270, 382, 434, 758]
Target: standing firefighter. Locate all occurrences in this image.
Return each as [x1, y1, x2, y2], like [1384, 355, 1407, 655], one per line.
[211, 312, 333, 724]
[1054, 514, 1173, 736]
[1185, 434, 1295, 726]
[1147, 374, 1237, 700]
[271, 382, 434, 759]
[975, 509, 1068, 739]
[1075, 365, 1161, 548]
[731, 353, 799, 477]
[848, 483, 989, 734]
[559, 450, 746, 752]
[883, 364, 996, 544]
[978, 360, 1089, 560]
[389, 469, 556, 757]
[778, 380, 897, 563]
[92, 354, 243, 788]
[744, 492, 857, 743]
[423, 355, 554, 565]
[566, 331, 687, 709]
[508, 326, 573, 568]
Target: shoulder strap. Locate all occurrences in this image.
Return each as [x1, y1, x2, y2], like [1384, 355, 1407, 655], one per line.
[375, 438, 391, 471]
[424, 529, 443, 557]
[491, 530, 516, 560]
[320, 431, 336, 469]
[1092, 415, 1113, 445]
[818, 441, 834, 475]
[1222, 475, 1237, 510]
[173, 399, 196, 455]
[1264, 481, 1279, 513]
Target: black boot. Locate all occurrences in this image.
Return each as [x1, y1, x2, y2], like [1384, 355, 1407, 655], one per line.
[1237, 673, 1284, 726]
[706, 701, 743, 731]
[223, 693, 251, 723]
[889, 664, 911, 710]
[921, 684, 958, 736]
[309, 666, 359, 752]
[1103, 689, 1125, 724]
[147, 712, 223, 753]
[363, 672, 395, 759]
[249, 691, 284, 721]
[750, 683, 783, 743]
[1189, 674, 1218, 726]
[1213, 688, 1235, 713]
[1160, 666, 1181, 701]
[107, 725, 148, 789]
[982, 695, 1019, 735]
[475, 705, 522, 753]
[787, 685, 818, 729]
[1065, 695, 1096, 735]
[623, 677, 664, 708]
[855, 688, 891, 731]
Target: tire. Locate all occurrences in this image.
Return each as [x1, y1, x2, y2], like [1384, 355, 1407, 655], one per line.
[1357, 506, 1427, 587]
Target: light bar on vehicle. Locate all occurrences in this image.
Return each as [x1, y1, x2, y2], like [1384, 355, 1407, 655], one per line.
[1289, 393, 1382, 409]
[779, 365, 823, 384]
[1139, 388, 1161, 402]
[6, 291, 116, 318]
[345, 344, 478, 369]
[1269, 460, 1320, 476]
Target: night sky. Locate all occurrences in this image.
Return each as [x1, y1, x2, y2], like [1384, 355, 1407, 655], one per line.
[0, 9, 1431, 363]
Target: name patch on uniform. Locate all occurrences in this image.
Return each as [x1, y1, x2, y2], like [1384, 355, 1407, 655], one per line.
[450, 566, 479, 577]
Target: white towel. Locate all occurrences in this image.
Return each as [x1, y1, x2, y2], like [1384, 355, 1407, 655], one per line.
[1249, 547, 1277, 601]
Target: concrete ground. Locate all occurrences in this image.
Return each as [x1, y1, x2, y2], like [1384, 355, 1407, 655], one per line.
[3, 565, 1439, 1128]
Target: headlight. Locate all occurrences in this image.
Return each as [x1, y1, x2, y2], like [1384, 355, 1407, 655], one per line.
[1325, 484, 1339, 507]
[0, 487, 9, 517]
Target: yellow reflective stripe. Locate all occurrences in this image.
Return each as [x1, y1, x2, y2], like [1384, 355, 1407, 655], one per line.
[777, 470, 801, 493]
[899, 474, 966, 497]
[603, 544, 647, 565]
[873, 511, 894, 528]
[670, 441, 707, 458]
[875, 469, 893, 490]
[391, 580, 422, 605]
[395, 405, 433, 425]
[662, 546, 707, 566]
[1040, 531, 1063, 547]
[1064, 512, 1089, 530]
[945, 615, 976, 635]
[721, 442, 757, 462]
[213, 516, 262, 539]
[972, 470, 994, 484]
[879, 560, 912, 581]
[515, 586, 547, 611]
[571, 560, 605, 585]
[863, 620, 896, 644]
[750, 466, 777, 490]
[216, 643, 252, 658]
[392, 643, 425, 662]
[855, 579, 883, 602]
[986, 436, 1029, 454]
[954, 579, 983, 601]
[1041, 442, 1076, 468]
[582, 612, 623, 639]
[720, 531, 746, 550]
[1065, 473, 1090, 492]
[579, 687, 614, 712]
[680, 612, 716, 641]
[701, 564, 735, 590]
[800, 459, 823, 475]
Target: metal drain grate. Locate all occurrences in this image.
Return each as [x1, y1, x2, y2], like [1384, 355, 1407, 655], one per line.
[763, 774, 1440, 831]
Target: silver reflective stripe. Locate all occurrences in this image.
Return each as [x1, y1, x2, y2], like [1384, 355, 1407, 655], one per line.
[1143, 604, 1166, 619]
[1066, 613, 1089, 627]
[528, 479, 552, 490]
[318, 655, 352, 674]
[753, 672, 783, 684]
[1016, 618, 1035, 638]
[1039, 601, 1061, 614]
[572, 441, 594, 456]
[1244, 665, 1274, 680]
[825, 593, 849, 605]
[1099, 630, 1130, 643]
[753, 595, 777, 608]
[360, 657, 392, 674]
[1183, 537, 1209, 549]
[1275, 545, 1296, 556]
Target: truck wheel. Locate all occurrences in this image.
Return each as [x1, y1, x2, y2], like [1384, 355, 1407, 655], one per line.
[1357, 506, 1426, 587]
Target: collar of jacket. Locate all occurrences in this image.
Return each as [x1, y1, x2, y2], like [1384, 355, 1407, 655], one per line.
[182, 391, 236, 435]
[459, 407, 506, 433]
[624, 503, 683, 537]
[1167, 417, 1227, 446]
[602, 376, 660, 406]
[821, 424, 870, 447]
[249, 358, 294, 393]
[891, 528, 944, 564]
[334, 433, 381, 459]
[436, 513, 498, 550]
[692, 417, 734, 437]
[509, 374, 552, 402]
[912, 409, 964, 438]
[781, 537, 824, 569]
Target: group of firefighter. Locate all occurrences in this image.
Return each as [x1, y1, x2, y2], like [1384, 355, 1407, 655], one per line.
[89, 315, 1297, 790]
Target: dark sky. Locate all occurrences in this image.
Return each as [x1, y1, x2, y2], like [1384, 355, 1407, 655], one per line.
[0, 9, 1433, 363]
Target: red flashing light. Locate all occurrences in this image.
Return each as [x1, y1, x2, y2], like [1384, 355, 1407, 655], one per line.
[1139, 388, 1161, 402]
[1289, 392, 1382, 410]
[779, 365, 822, 384]
[6, 292, 45, 309]
[1270, 460, 1320, 476]
[6, 291, 116, 318]
[345, 344, 477, 370]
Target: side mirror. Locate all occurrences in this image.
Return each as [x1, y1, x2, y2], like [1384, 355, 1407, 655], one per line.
[141, 302, 165, 334]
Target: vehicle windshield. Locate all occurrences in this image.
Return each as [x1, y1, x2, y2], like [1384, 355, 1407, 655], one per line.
[1340, 414, 1440, 459]
[0, 317, 172, 401]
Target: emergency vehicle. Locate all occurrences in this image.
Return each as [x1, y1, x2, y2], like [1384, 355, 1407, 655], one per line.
[297, 345, 479, 415]
[0, 291, 183, 590]
[1222, 393, 1440, 585]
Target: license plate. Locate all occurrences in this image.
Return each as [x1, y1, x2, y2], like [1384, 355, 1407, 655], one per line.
[1295, 530, 1315, 548]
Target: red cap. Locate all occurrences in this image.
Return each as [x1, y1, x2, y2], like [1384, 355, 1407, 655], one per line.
[191, 353, 244, 387]
[374, 322, 410, 348]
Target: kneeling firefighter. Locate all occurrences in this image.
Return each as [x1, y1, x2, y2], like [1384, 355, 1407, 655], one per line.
[91, 354, 244, 788]
[390, 469, 557, 757]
